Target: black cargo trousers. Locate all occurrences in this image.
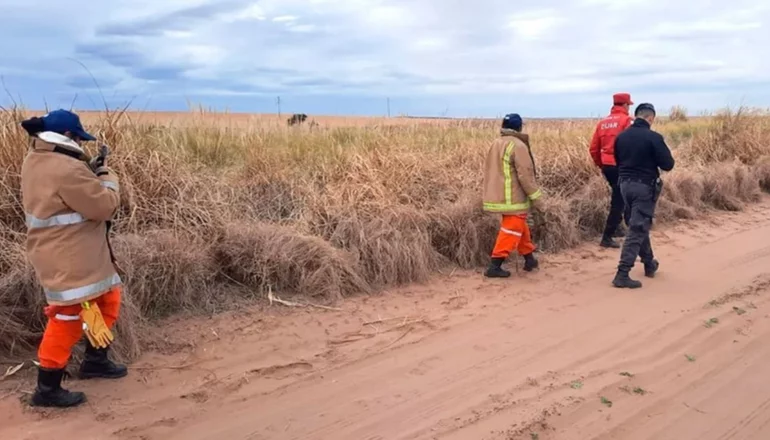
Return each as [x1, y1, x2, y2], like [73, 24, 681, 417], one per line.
[601, 165, 627, 238]
[617, 178, 662, 272]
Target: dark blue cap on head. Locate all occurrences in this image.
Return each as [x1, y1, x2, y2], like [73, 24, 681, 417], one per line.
[41, 109, 96, 141]
[502, 113, 523, 131]
[635, 103, 656, 116]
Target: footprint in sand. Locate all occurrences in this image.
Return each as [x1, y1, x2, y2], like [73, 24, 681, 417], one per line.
[248, 362, 314, 380]
[409, 356, 443, 376]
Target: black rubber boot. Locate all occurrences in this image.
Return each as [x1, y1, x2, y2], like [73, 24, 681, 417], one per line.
[612, 271, 642, 289]
[30, 368, 86, 408]
[523, 253, 539, 272]
[79, 344, 128, 380]
[484, 258, 511, 278]
[644, 259, 659, 278]
[600, 236, 621, 249]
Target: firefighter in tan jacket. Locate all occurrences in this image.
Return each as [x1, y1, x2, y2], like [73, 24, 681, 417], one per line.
[20, 109, 127, 408]
[482, 113, 544, 278]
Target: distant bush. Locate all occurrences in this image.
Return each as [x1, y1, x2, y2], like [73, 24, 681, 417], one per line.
[669, 105, 689, 122]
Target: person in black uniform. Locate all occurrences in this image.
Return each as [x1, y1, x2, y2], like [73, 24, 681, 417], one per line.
[612, 103, 675, 289]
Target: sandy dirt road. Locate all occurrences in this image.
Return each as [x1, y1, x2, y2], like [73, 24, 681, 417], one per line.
[3, 201, 770, 440]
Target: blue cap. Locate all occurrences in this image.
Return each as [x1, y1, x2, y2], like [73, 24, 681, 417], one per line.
[502, 113, 523, 131]
[40, 109, 96, 141]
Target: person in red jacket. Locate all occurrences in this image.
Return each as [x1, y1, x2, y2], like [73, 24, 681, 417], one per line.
[589, 93, 634, 248]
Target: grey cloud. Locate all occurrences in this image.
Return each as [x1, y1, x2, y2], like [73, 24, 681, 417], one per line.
[594, 64, 728, 78]
[97, 0, 251, 37]
[282, 78, 340, 87]
[75, 40, 189, 81]
[75, 41, 144, 68]
[65, 74, 120, 89]
[134, 66, 186, 81]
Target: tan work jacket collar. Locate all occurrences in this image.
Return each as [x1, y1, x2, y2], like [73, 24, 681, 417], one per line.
[32, 132, 87, 160]
[500, 128, 530, 146]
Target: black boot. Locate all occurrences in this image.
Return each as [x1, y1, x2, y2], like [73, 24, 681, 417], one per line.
[612, 271, 642, 289]
[484, 258, 511, 278]
[600, 236, 621, 249]
[523, 253, 539, 272]
[79, 344, 128, 380]
[30, 368, 86, 408]
[644, 259, 659, 278]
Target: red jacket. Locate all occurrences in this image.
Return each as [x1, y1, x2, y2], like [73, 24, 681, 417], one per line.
[589, 106, 633, 167]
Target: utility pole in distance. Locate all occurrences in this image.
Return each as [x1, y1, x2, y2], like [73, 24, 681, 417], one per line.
[276, 96, 282, 118]
[387, 97, 391, 117]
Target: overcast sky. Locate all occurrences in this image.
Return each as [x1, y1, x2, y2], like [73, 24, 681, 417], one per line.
[1, 0, 769, 117]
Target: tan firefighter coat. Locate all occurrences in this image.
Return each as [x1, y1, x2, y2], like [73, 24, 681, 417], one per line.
[482, 129, 543, 216]
[21, 131, 122, 306]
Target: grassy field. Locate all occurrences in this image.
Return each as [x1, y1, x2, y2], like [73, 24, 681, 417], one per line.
[2, 107, 770, 362]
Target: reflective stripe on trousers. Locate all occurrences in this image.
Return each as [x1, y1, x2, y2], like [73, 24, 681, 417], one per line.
[500, 227, 522, 237]
[44, 273, 122, 304]
[54, 314, 80, 321]
[26, 212, 87, 229]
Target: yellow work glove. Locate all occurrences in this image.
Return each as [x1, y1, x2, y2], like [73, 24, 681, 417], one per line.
[80, 301, 114, 349]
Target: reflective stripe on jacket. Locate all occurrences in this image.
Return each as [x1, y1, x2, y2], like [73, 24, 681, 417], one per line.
[21, 132, 122, 306]
[482, 130, 543, 216]
[589, 106, 633, 167]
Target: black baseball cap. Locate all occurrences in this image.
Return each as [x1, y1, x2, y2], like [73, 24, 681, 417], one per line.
[635, 103, 656, 116]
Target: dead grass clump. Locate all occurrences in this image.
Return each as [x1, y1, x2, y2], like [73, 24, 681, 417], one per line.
[701, 162, 761, 211]
[662, 170, 705, 208]
[0, 179, 24, 233]
[232, 177, 308, 223]
[216, 222, 371, 301]
[753, 156, 770, 193]
[655, 199, 697, 222]
[734, 164, 763, 203]
[0, 239, 45, 356]
[112, 149, 228, 234]
[531, 196, 581, 251]
[112, 231, 220, 318]
[309, 206, 441, 287]
[0, 304, 37, 356]
[104, 292, 143, 363]
[569, 177, 612, 239]
[428, 196, 498, 268]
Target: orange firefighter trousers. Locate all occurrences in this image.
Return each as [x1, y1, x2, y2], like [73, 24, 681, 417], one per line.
[38, 286, 122, 369]
[491, 215, 536, 259]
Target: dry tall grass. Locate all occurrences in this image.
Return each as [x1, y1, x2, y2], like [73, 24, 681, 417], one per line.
[2, 107, 770, 362]
[669, 105, 689, 122]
